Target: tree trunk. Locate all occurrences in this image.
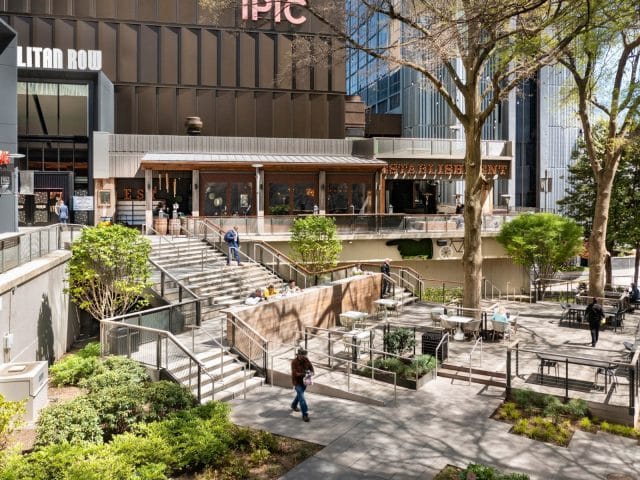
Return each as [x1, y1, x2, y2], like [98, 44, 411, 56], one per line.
[588, 156, 617, 298]
[462, 120, 484, 313]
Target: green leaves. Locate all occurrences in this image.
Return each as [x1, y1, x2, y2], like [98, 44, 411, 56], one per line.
[497, 213, 583, 282]
[67, 224, 151, 320]
[290, 216, 342, 274]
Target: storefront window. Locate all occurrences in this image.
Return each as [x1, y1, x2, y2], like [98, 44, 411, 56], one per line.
[269, 183, 290, 215]
[203, 182, 227, 215]
[327, 183, 349, 213]
[231, 182, 253, 215]
[293, 184, 316, 213]
[326, 175, 374, 214]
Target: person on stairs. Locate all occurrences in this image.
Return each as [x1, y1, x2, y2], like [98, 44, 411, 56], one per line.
[224, 225, 241, 266]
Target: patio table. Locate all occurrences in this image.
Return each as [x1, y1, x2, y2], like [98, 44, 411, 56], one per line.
[375, 298, 399, 321]
[447, 315, 475, 341]
[338, 311, 368, 329]
[536, 351, 618, 392]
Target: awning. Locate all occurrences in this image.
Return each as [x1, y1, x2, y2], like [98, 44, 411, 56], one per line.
[140, 153, 387, 167]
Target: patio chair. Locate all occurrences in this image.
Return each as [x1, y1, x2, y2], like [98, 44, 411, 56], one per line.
[440, 315, 456, 336]
[560, 303, 571, 322]
[463, 320, 481, 340]
[491, 320, 510, 342]
[539, 359, 559, 378]
[595, 366, 619, 391]
[431, 309, 444, 327]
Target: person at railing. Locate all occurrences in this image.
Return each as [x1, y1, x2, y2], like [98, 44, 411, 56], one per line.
[381, 258, 392, 297]
[263, 284, 280, 299]
[224, 225, 241, 266]
[245, 288, 265, 306]
[291, 348, 314, 422]
[351, 263, 364, 276]
[284, 280, 301, 295]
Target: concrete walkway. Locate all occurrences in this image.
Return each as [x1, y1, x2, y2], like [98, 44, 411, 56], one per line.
[229, 292, 640, 480]
[230, 381, 639, 480]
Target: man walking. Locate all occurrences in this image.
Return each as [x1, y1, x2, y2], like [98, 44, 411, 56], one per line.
[381, 258, 391, 297]
[57, 199, 69, 224]
[224, 225, 241, 266]
[291, 348, 314, 422]
[585, 297, 604, 347]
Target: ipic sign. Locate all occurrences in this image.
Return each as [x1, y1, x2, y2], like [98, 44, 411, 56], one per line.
[17, 46, 102, 71]
[241, 0, 307, 24]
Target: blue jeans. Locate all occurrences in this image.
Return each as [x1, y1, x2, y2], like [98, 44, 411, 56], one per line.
[227, 245, 241, 265]
[291, 384, 308, 417]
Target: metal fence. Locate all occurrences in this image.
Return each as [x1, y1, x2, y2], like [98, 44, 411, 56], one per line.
[0, 224, 84, 274]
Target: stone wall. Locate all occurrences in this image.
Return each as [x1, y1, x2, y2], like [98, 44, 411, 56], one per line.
[227, 274, 381, 354]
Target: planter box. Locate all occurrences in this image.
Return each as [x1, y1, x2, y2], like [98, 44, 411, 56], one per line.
[355, 369, 435, 390]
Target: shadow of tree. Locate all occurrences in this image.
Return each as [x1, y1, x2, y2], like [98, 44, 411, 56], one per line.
[37, 294, 55, 365]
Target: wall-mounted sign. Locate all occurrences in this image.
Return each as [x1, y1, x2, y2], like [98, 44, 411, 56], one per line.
[241, 0, 307, 25]
[382, 162, 509, 178]
[73, 196, 94, 211]
[17, 46, 102, 71]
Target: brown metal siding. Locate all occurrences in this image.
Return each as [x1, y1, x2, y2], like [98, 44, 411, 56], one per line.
[3, 0, 346, 138]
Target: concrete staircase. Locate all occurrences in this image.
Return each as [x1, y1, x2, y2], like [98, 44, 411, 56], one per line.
[144, 235, 285, 402]
[436, 363, 507, 388]
[149, 236, 286, 311]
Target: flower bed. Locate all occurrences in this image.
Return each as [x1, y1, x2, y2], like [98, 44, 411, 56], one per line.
[356, 354, 437, 390]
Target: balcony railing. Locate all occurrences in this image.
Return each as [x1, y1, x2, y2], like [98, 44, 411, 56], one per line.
[196, 213, 515, 237]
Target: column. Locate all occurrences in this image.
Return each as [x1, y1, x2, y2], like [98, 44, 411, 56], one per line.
[145, 169, 153, 231]
[256, 168, 264, 234]
[191, 170, 199, 217]
[319, 171, 326, 214]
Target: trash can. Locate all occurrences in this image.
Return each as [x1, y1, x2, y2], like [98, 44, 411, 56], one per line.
[422, 327, 448, 361]
[109, 327, 140, 355]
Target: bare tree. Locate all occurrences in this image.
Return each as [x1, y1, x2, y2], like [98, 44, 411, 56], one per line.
[557, 0, 640, 297]
[199, 0, 585, 310]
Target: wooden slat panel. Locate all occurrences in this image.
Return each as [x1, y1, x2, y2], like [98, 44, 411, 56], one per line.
[117, 23, 138, 82]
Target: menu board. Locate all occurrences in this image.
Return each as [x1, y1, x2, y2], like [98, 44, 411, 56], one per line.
[73, 196, 94, 211]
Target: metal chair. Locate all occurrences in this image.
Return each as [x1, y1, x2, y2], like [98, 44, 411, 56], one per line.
[539, 359, 559, 378]
[491, 320, 510, 342]
[463, 320, 481, 340]
[595, 366, 619, 391]
[560, 303, 571, 322]
[440, 315, 456, 335]
[431, 309, 443, 327]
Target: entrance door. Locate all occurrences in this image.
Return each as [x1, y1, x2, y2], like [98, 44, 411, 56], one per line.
[19, 189, 63, 225]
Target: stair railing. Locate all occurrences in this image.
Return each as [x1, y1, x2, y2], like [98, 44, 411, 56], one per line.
[468, 336, 483, 385]
[434, 332, 450, 381]
[100, 318, 216, 402]
[482, 277, 502, 300]
[252, 242, 314, 288]
[224, 312, 270, 379]
[149, 258, 201, 309]
[191, 218, 261, 268]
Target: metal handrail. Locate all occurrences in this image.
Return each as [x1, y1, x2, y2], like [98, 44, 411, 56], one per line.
[102, 297, 201, 322]
[148, 257, 201, 301]
[100, 318, 217, 402]
[225, 311, 270, 375]
[468, 336, 483, 385]
[272, 344, 397, 405]
[253, 243, 313, 288]
[483, 277, 502, 300]
[194, 218, 261, 267]
[189, 324, 229, 391]
[434, 332, 450, 380]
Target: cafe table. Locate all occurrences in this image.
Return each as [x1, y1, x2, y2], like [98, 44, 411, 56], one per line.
[447, 315, 475, 341]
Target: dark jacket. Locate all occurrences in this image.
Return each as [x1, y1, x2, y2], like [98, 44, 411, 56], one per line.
[586, 302, 604, 330]
[291, 356, 314, 387]
[381, 262, 390, 276]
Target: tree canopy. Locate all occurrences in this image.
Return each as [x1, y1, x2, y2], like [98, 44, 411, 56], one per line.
[290, 215, 342, 274]
[67, 224, 152, 320]
[496, 213, 583, 286]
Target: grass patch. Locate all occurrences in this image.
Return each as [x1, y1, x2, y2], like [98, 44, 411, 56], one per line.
[494, 389, 640, 447]
[433, 463, 530, 479]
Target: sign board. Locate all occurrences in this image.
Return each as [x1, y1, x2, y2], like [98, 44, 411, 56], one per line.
[17, 46, 102, 71]
[0, 171, 13, 195]
[421, 327, 448, 361]
[73, 196, 94, 211]
[241, 0, 307, 24]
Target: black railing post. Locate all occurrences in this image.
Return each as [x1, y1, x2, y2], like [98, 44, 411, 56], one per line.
[515, 343, 519, 377]
[304, 331, 308, 351]
[156, 334, 162, 370]
[160, 271, 166, 298]
[442, 283, 446, 304]
[197, 364, 202, 402]
[196, 300, 202, 327]
[506, 346, 512, 398]
[564, 358, 569, 401]
[178, 286, 183, 303]
[169, 306, 174, 332]
[413, 327, 416, 357]
[328, 332, 332, 369]
[630, 364, 636, 416]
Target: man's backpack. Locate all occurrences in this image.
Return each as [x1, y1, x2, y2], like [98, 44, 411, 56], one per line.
[224, 230, 236, 243]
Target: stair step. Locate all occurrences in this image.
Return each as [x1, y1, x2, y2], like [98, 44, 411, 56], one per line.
[193, 370, 258, 396]
[436, 370, 506, 388]
[210, 376, 265, 403]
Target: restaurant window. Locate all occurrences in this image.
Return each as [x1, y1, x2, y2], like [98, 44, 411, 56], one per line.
[266, 174, 318, 215]
[201, 174, 254, 216]
[203, 182, 227, 216]
[326, 175, 374, 214]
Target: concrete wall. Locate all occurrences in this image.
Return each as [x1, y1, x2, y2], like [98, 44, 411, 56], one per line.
[0, 251, 78, 364]
[269, 237, 530, 293]
[227, 274, 381, 349]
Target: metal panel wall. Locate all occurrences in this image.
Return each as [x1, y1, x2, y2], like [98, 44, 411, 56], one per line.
[2, 0, 347, 138]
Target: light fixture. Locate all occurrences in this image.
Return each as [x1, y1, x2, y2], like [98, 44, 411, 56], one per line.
[194, 183, 198, 190]
[9, 153, 25, 159]
[147, 183, 151, 190]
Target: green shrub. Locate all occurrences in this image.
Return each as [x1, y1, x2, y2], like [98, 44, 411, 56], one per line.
[511, 389, 548, 410]
[80, 356, 148, 392]
[600, 421, 640, 438]
[496, 402, 521, 422]
[0, 395, 26, 448]
[578, 417, 596, 432]
[405, 355, 436, 378]
[459, 463, 530, 479]
[108, 430, 172, 479]
[373, 357, 406, 374]
[560, 398, 589, 419]
[384, 328, 416, 356]
[144, 381, 197, 422]
[146, 402, 234, 472]
[34, 398, 103, 447]
[231, 426, 278, 454]
[511, 416, 571, 446]
[49, 356, 99, 386]
[88, 385, 146, 438]
[422, 287, 463, 303]
[77, 342, 102, 358]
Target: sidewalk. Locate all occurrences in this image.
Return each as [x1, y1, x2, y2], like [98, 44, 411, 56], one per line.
[230, 382, 639, 479]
